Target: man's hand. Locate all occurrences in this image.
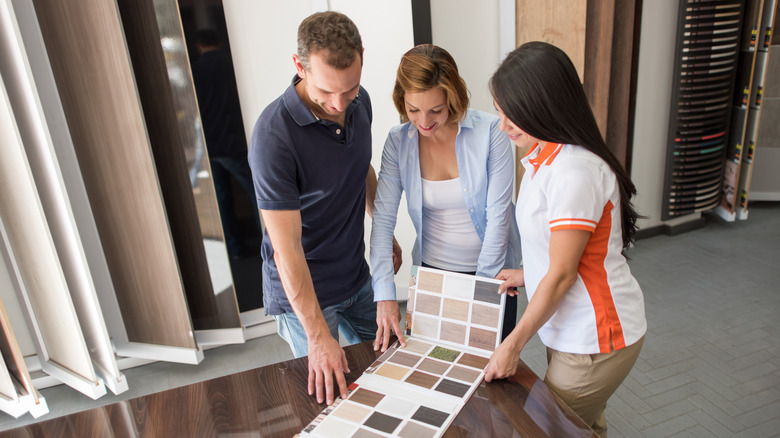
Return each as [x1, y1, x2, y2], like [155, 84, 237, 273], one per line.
[374, 300, 406, 352]
[307, 335, 350, 405]
[392, 237, 403, 274]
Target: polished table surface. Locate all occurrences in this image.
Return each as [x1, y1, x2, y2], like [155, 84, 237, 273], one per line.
[1, 341, 596, 437]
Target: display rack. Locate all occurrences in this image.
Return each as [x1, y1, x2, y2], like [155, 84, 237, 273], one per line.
[715, 0, 777, 220]
[663, 0, 745, 220]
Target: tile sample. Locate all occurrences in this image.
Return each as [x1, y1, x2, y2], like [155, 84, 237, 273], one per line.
[403, 338, 433, 355]
[457, 353, 490, 370]
[363, 411, 402, 434]
[416, 293, 442, 316]
[417, 358, 450, 375]
[471, 303, 499, 327]
[375, 363, 409, 381]
[446, 366, 481, 384]
[399, 421, 437, 438]
[444, 276, 474, 300]
[411, 405, 450, 427]
[441, 298, 469, 322]
[440, 321, 467, 345]
[348, 388, 384, 407]
[405, 370, 440, 389]
[428, 346, 460, 362]
[417, 270, 444, 293]
[434, 379, 470, 398]
[473, 280, 501, 305]
[332, 402, 371, 424]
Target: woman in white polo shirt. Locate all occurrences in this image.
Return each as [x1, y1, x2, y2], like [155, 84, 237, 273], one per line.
[370, 44, 520, 352]
[484, 41, 647, 438]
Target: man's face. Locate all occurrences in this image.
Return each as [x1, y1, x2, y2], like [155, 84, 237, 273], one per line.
[295, 51, 362, 119]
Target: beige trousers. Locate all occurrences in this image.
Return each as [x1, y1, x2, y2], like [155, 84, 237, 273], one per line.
[544, 336, 645, 438]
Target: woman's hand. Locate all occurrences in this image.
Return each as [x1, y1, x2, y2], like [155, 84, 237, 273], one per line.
[496, 268, 524, 296]
[484, 338, 521, 382]
[374, 300, 406, 352]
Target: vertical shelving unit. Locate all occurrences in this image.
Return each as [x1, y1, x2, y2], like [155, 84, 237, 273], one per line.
[662, 0, 745, 220]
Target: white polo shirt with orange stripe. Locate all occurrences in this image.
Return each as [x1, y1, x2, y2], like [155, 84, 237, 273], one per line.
[517, 142, 646, 355]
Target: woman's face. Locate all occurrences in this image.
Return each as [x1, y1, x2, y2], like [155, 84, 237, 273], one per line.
[404, 87, 450, 138]
[494, 100, 539, 148]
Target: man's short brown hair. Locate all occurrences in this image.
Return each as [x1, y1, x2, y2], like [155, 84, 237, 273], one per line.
[297, 11, 363, 70]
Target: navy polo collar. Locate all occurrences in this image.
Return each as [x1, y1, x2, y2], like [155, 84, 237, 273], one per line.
[283, 75, 362, 127]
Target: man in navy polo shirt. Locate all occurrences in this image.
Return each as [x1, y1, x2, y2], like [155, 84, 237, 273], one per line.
[249, 11, 400, 406]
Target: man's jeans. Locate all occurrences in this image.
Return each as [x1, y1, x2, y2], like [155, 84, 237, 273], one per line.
[273, 278, 378, 358]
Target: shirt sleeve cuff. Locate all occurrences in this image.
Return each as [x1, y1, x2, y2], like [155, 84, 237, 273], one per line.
[372, 281, 398, 302]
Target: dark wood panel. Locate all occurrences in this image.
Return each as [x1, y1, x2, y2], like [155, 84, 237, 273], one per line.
[115, 0, 240, 331]
[584, 0, 641, 169]
[0, 342, 596, 437]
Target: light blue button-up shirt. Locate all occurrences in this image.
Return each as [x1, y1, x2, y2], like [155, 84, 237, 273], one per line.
[370, 109, 520, 301]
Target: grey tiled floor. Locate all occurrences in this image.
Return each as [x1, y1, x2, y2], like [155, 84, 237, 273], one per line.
[1, 202, 778, 436]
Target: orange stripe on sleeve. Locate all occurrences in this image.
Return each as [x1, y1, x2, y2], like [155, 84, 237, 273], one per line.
[551, 224, 596, 232]
[550, 218, 598, 226]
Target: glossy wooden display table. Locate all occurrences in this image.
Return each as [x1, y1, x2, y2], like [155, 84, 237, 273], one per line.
[0, 341, 596, 437]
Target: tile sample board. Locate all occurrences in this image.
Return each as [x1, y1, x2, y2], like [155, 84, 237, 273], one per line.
[299, 267, 505, 437]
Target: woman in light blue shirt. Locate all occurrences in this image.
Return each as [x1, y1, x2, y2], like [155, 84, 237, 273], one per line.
[371, 44, 520, 352]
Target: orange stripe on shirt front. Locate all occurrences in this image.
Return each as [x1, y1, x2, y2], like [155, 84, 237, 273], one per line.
[576, 201, 626, 353]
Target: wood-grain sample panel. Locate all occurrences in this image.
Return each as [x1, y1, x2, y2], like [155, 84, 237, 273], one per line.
[30, 0, 196, 349]
[0, 70, 97, 389]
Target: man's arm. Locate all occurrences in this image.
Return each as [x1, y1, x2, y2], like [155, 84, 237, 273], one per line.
[260, 209, 349, 405]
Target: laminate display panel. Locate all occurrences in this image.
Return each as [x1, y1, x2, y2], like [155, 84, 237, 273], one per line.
[515, 0, 587, 78]
[115, 0, 241, 333]
[0, 72, 100, 397]
[0, 253, 36, 412]
[0, 296, 38, 418]
[29, 0, 197, 350]
[0, 298, 20, 415]
[2, 0, 127, 394]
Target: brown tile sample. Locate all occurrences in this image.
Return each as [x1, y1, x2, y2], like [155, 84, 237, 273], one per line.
[404, 370, 439, 389]
[348, 388, 385, 407]
[388, 351, 422, 368]
[468, 327, 498, 351]
[457, 353, 490, 370]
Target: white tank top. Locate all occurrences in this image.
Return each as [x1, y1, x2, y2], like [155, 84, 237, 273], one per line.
[421, 177, 482, 272]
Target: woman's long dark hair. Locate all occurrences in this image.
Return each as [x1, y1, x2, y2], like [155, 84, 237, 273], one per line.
[490, 41, 639, 248]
